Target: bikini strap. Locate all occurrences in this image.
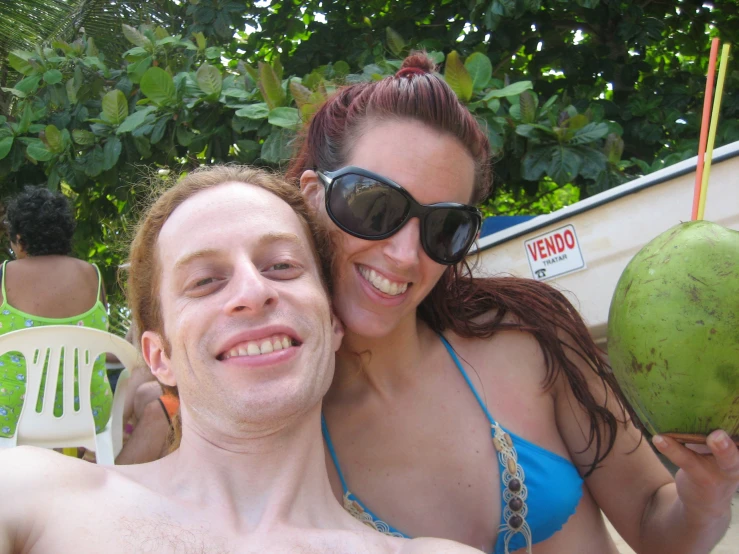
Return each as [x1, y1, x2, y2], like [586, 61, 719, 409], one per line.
[438, 334, 497, 426]
[321, 413, 350, 494]
[92, 263, 102, 300]
[1, 260, 7, 300]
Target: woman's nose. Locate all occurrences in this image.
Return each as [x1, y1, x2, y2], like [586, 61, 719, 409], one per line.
[382, 218, 422, 269]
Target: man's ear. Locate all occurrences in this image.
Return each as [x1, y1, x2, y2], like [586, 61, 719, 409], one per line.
[141, 330, 177, 387]
[330, 311, 344, 353]
[299, 170, 323, 212]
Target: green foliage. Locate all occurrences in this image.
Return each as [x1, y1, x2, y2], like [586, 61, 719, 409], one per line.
[1, 0, 738, 304]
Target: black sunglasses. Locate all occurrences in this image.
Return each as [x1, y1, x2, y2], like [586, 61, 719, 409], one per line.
[316, 166, 482, 265]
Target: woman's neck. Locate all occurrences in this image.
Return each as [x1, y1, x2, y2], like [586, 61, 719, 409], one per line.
[333, 314, 438, 400]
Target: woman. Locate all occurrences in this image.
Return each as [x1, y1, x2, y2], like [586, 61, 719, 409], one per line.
[285, 52, 738, 554]
[0, 186, 112, 440]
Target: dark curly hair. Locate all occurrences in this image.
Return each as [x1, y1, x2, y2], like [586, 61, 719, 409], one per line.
[5, 186, 76, 256]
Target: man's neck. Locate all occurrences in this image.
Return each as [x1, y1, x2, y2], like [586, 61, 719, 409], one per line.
[137, 404, 345, 532]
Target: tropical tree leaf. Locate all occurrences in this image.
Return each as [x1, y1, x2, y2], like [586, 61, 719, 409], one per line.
[101, 89, 129, 125]
[289, 80, 312, 107]
[568, 122, 610, 145]
[102, 137, 122, 170]
[386, 27, 405, 57]
[122, 24, 152, 48]
[127, 56, 153, 84]
[196, 63, 222, 97]
[235, 103, 269, 119]
[8, 51, 33, 75]
[84, 145, 106, 177]
[482, 81, 534, 101]
[26, 140, 55, 162]
[444, 51, 473, 103]
[0, 137, 14, 160]
[140, 67, 176, 106]
[268, 107, 300, 129]
[44, 124, 64, 153]
[260, 128, 294, 163]
[464, 52, 492, 91]
[43, 69, 63, 85]
[522, 145, 554, 181]
[72, 129, 96, 145]
[15, 75, 41, 95]
[258, 62, 286, 109]
[116, 106, 157, 134]
[548, 146, 582, 184]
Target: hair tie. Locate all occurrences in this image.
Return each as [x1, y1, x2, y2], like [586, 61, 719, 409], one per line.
[396, 67, 426, 79]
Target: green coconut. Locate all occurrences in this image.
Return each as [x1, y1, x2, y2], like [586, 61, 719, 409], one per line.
[607, 220, 739, 442]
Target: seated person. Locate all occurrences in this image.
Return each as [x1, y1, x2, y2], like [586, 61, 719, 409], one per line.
[0, 186, 111, 440]
[0, 166, 482, 554]
[115, 323, 175, 465]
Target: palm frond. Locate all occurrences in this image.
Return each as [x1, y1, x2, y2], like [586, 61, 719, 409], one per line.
[0, 0, 188, 82]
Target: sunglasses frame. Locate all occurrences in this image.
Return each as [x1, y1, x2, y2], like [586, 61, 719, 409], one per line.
[315, 166, 482, 265]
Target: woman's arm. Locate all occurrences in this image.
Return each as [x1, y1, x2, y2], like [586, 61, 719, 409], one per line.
[554, 343, 737, 554]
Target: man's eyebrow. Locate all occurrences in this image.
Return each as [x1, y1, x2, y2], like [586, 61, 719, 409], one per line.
[173, 233, 304, 272]
[257, 231, 304, 249]
[174, 248, 222, 272]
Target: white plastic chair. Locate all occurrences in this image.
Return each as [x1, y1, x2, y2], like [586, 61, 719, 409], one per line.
[0, 325, 140, 464]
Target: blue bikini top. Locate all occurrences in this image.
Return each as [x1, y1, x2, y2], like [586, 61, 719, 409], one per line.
[322, 334, 584, 554]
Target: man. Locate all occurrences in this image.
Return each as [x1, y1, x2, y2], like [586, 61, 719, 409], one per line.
[0, 166, 481, 554]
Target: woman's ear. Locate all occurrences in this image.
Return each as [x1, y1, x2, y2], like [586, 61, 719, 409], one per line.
[299, 170, 323, 212]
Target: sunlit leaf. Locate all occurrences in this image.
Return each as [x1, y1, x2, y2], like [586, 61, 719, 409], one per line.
[102, 89, 128, 125]
[443, 51, 473, 103]
[122, 24, 151, 48]
[140, 67, 175, 106]
[258, 62, 286, 109]
[45, 125, 64, 153]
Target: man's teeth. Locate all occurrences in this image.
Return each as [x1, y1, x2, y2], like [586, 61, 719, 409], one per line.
[223, 335, 293, 359]
[358, 266, 409, 296]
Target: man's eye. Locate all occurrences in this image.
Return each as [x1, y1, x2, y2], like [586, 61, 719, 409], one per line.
[195, 277, 215, 287]
[270, 262, 293, 271]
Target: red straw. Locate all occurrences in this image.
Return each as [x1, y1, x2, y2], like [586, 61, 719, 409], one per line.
[692, 38, 720, 220]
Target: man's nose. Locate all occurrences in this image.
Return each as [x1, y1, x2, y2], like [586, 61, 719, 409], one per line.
[222, 264, 278, 315]
[382, 218, 422, 269]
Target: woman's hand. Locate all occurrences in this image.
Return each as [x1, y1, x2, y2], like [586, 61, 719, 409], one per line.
[653, 430, 739, 523]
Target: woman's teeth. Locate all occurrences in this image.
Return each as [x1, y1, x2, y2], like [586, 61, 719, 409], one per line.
[358, 266, 409, 296]
[222, 335, 293, 360]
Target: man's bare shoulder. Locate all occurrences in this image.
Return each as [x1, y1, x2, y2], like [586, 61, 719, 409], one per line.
[399, 537, 484, 554]
[0, 446, 109, 499]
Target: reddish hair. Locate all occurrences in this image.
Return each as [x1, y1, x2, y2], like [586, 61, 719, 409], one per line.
[286, 51, 634, 475]
[286, 51, 492, 204]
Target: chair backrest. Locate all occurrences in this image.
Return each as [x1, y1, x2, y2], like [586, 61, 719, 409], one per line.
[0, 325, 140, 448]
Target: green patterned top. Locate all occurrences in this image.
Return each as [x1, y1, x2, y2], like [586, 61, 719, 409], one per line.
[0, 260, 112, 438]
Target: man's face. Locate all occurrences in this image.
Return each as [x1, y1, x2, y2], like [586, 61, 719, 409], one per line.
[142, 182, 343, 435]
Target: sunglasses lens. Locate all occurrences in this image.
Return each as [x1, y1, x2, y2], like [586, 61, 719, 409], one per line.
[423, 208, 478, 263]
[328, 174, 409, 237]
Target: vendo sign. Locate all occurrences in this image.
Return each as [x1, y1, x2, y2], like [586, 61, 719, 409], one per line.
[523, 224, 586, 281]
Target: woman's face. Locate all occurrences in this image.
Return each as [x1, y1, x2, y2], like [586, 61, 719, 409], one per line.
[304, 119, 476, 339]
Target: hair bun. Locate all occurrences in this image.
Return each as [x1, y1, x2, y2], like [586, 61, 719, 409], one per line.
[396, 51, 436, 78]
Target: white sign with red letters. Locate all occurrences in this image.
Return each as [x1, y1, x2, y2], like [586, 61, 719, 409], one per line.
[523, 224, 586, 281]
